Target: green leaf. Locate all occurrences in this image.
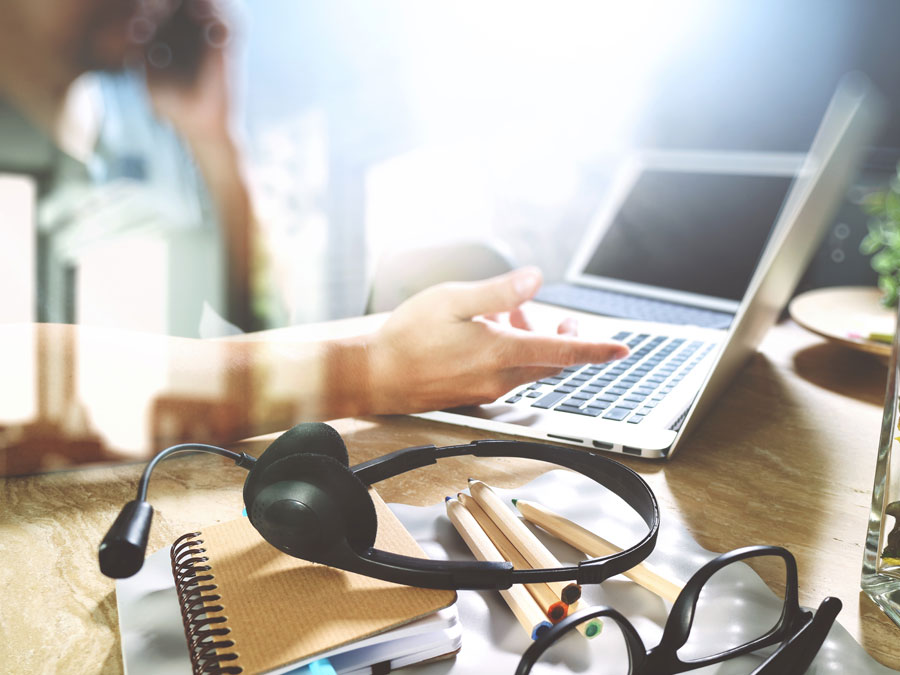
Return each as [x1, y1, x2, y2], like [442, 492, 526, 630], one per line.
[885, 228, 900, 251]
[864, 191, 887, 215]
[870, 217, 890, 238]
[860, 233, 883, 255]
[873, 250, 895, 274]
[880, 275, 899, 307]
[887, 190, 900, 222]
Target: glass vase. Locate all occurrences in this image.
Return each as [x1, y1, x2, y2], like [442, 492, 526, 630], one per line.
[862, 300, 900, 626]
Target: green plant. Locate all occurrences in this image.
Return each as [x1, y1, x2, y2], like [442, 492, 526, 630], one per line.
[860, 163, 900, 307]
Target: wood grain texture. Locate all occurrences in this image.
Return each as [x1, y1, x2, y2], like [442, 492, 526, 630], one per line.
[1, 319, 898, 672]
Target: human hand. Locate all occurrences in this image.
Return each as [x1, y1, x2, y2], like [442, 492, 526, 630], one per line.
[138, 0, 235, 142]
[363, 267, 629, 415]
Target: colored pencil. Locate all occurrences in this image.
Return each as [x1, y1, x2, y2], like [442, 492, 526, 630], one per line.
[445, 497, 553, 641]
[457, 492, 568, 623]
[512, 498, 682, 603]
[468, 479, 582, 605]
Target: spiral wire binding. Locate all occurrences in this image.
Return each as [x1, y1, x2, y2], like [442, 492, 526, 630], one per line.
[171, 532, 242, 674]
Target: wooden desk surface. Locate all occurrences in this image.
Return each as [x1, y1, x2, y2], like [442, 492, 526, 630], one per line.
[1, 320, 898, 673]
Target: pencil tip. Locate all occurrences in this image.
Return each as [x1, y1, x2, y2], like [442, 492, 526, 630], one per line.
[467, 477, 474, 483]
[548, 602, 566, 622]
[510, 498, 518, 506]
[532, 621, 553, 641]
[445, 495, 452, 502]
[562, 584, 582, 604]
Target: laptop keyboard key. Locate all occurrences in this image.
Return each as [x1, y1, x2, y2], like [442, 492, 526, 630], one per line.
[556, 404, 592, 415]
[532, 391, 567, 409]
[537, 377, 562, 385]
[506, 331, 716, 430]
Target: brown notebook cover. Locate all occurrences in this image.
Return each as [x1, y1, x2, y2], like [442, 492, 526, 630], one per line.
[170, 491, 457, 674]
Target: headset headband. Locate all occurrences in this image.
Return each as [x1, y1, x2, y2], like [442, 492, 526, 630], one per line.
[349, 439, 659, 589]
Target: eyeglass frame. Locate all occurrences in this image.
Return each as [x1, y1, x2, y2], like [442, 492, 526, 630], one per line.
[515, 544, 841, 675]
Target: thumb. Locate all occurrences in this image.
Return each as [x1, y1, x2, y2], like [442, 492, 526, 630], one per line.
[445, 266, 542, 320]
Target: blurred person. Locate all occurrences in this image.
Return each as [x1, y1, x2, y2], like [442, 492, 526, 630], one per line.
[0, 0, 627, 474]
[0, 0, 253, 329]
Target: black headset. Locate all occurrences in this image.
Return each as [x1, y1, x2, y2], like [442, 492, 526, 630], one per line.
[99, 422, 659, 590]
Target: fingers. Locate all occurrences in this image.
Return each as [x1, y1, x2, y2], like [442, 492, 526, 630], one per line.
[509, 307, 533, 331]
[557, 317, 577, 336]
[443, 267, 543, 321]
[503, 365, 570, 384]
[502, 331, 629, 369]
[481, 307, 568, 334]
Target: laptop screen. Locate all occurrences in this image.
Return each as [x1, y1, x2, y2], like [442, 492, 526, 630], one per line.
[580, 169, 795, 302]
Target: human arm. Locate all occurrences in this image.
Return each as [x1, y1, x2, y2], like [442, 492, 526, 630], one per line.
[140, 4, 255, 329]
[0, 268, 626, 474]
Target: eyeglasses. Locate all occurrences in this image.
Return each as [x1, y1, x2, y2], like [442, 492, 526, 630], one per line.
[515, 545, 840, 675]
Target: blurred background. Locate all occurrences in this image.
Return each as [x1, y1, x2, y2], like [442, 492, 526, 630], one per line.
[2, 0, 899, 337]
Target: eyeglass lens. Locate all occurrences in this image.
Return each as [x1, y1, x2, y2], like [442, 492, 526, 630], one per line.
[677, 553, 788, 662]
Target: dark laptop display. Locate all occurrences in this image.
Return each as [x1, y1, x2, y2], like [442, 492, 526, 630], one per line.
[537, 163, 800, 329]
[581, 170, 794, 302]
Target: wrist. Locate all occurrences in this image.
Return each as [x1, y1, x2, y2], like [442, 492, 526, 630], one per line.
[320, 335, 381, 419]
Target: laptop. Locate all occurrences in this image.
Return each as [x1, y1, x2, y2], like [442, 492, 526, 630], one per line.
[419, 75, 884, 459]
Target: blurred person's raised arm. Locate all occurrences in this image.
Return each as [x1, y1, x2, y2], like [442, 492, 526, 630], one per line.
[142, 3, 254, 330]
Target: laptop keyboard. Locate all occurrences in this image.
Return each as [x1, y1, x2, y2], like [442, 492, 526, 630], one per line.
[504, 331, 716, 425]
[536, 284, 734, 329]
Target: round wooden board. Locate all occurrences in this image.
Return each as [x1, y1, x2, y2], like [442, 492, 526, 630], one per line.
[789, 286, 895, 356]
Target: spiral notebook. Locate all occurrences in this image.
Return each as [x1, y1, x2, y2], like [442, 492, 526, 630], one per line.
[168, 491, 458, 675]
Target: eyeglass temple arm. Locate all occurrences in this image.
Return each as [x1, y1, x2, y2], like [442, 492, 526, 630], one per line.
[750, 596, 841, 675]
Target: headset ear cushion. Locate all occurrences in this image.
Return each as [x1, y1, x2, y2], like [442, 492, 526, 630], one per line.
[245, 452, 377, 556]
[256, 423, 350, 470]
[244, 423, 351, 512]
